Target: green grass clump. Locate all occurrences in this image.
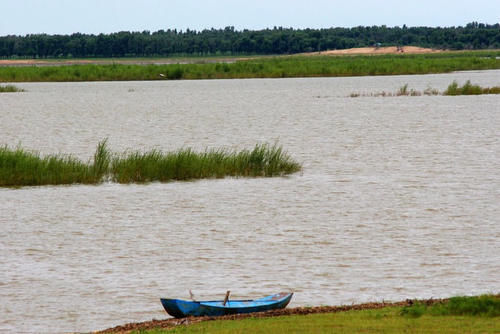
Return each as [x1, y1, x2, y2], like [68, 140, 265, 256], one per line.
[401, 295, 500, 318]
[432, 295, 500, 317]
[110, 144, 301, 183]
[0, 140, 109, 187]
[444, 80, 500, 95]
[0, 141, 300, 187]
[0, 84, 24, 92]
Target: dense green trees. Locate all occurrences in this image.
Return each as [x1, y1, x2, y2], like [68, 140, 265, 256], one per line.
[0, 23, 498, 58]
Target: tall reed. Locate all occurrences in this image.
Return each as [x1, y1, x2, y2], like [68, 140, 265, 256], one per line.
[91, 139, 111, 180]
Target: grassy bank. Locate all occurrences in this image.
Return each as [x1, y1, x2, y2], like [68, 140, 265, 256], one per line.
[0, 141, 301, 187]
[0, 84, 24, 92]
[154, 312, 497, 334]
[1, 51, 499, 82]
[98, 295, 499, 334]
[350, 81, 500, 97]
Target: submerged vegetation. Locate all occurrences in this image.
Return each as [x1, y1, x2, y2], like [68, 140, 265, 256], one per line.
[0, 84, 24, 92]
[1, 52, 500, 82]
[0, 141, 301, 187]
[350, 80, 500, 97]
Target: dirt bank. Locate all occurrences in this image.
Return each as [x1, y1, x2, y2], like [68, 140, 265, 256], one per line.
[94, 298, 446, 334]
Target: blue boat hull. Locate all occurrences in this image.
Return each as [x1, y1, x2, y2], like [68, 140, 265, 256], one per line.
[160, 292, 293, 318]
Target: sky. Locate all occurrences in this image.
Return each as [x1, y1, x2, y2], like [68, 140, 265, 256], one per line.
[1, 0, 499, 36]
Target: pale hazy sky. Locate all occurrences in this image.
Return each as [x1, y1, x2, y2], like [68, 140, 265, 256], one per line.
[1, 0, 499, 36]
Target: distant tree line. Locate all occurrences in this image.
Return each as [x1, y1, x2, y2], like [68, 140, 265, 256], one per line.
[1, 22, 499, 58]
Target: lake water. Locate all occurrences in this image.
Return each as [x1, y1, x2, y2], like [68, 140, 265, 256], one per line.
[1, 71, 499, 333]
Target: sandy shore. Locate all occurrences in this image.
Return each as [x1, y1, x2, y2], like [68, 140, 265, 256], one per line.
[94, 298, 447, 334]
[304, 46, 444, 56]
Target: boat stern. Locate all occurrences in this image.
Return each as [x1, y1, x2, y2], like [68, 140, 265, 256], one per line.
[160, 298, 199, 318]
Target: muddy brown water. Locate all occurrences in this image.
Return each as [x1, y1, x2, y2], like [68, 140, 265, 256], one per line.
[1, 71, 499, 333]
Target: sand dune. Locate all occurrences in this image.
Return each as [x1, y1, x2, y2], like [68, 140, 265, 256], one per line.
[308, 46, 443, 56]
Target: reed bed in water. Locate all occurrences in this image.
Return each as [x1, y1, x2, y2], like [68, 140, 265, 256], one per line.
[110, 144, 301, 183]
[0, 140, 110, 187]
[0, 141, 301, 187]
[1, 52, 499, 82]
[0, 84, 24, 92]
[350, 81, 500, 97]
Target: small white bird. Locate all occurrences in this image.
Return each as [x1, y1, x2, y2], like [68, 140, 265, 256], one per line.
[159, 73, 165, 77]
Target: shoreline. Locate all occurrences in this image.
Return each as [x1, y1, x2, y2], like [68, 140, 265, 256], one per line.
[1, 51, 499, 83]
[0, 47, 495, 68]
[94, 297, 449, 334]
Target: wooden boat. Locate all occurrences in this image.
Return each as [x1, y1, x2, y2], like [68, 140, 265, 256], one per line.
[160, 292, 293, 318]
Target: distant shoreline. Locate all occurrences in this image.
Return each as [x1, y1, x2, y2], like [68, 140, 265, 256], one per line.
[0, 47, 489, 67]
[0, 50, 499, 82]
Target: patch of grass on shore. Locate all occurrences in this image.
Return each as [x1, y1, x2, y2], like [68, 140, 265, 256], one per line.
[1, 51, 499, 82]
[0, 84, 24, 92]
[401, 295, 500, 318]
[0, 141, 301, 187]
[134, 295, 500, 334]
[350, 81, 500, 97]
[111, 144, 301, 183]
